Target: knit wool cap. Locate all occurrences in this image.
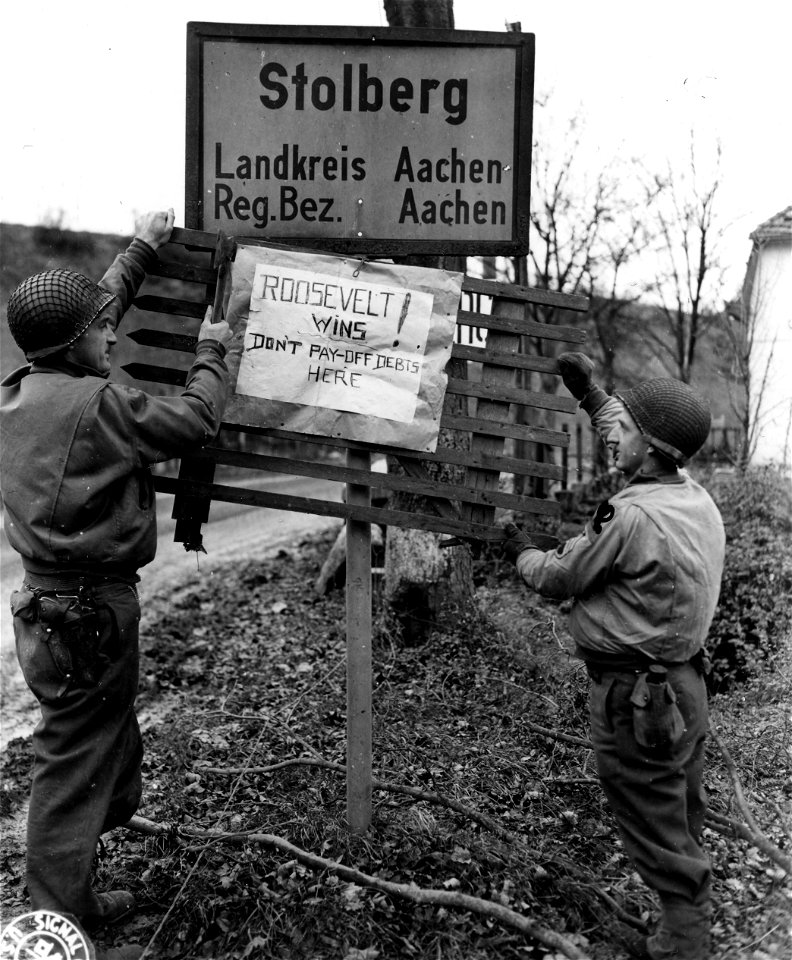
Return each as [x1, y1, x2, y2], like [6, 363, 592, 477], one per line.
[616, 379, 712, 464]
[7, 269, 117, 359]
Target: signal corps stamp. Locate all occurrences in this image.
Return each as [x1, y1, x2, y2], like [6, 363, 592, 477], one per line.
[0, 910, 93, 959]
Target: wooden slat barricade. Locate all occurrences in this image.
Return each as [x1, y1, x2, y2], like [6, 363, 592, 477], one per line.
[122, 227, 588, 832]
[124, 228, 588, 548]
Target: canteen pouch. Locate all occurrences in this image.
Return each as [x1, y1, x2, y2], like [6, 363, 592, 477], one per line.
[630, 668, 685, 751]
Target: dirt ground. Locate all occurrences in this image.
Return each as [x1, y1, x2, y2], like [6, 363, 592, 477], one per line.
[1, 532, 790, 959]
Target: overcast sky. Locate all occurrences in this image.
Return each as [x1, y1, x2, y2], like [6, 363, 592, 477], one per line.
[1, 0, 788, 290]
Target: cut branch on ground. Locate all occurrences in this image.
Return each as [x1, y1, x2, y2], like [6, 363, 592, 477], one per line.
[125, 815, 592, 960]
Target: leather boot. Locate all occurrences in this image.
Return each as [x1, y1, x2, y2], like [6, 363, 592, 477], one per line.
[82, 890, 136, 930]
[647, 895, 710, 959]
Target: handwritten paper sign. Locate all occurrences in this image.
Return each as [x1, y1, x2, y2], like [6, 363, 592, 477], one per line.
[223, 245, 463, 451]
[237, 263, 434, 422]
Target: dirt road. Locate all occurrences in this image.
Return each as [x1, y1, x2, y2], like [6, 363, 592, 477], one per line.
[0, 475, 342, 747]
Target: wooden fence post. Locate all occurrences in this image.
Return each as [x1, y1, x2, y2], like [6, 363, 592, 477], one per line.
[345, 448, 372, 833]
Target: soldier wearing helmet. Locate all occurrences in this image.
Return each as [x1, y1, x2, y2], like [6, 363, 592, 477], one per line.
[0, 210, 233, 949]
[501, 353, 725, 960]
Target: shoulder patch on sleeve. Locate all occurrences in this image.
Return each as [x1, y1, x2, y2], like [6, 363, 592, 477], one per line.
[591, 500, 616, 535]
[555, 540, 572, 558]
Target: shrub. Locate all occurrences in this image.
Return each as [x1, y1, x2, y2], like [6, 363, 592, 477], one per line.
[704, 466, 792, 691]
[33, 211, 96, 258]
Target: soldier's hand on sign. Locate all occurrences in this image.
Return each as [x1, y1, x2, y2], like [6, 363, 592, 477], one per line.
[134, 208, 175, 250]
[557, 352, 595, 401]
[501, 522, 537, 564]
[198, 305, 234, 355]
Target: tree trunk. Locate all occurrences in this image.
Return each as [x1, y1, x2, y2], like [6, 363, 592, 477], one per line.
[383, 0, 454, 28]
[382, 0, 473, 642]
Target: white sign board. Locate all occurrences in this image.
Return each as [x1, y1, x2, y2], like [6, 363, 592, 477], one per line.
[186, 24, 534, 255]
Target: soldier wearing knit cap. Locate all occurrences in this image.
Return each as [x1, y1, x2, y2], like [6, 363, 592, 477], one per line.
[501, 354, 725, 960]
[1, 210, 233, 957]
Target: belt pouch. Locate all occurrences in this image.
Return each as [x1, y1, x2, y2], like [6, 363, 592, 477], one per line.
[630, 665, 685, 750]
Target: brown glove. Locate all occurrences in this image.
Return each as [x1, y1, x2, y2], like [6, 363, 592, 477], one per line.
[557, 352, 595, 401]
[501, 522, 536, 564]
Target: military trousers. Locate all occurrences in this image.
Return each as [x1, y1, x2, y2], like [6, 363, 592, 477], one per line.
[588, 662, 711, 959]
[12, 580, 143, 924]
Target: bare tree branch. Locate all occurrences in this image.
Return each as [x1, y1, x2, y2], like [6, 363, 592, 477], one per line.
[125, 814, 593, 959]
[198, 754, 648, 931]
[706, 810, 792, 876]
[640, 135, 726, 381]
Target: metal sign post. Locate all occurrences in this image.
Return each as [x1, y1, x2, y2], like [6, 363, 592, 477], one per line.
[344, 448, 372, 832]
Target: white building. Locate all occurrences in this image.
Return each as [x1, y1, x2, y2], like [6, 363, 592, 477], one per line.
[742, 207, 792, 471]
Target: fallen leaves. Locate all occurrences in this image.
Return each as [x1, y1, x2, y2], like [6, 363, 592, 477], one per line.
[3, 529, 786, 959]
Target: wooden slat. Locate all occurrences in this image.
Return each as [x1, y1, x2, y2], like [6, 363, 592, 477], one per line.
[221, 414, 571, 451]
[121, 363, 187, 386]
[462, 275, 589, 312]
[168, 226, 218, 250]
[441, 413, 570, 448]
[396, 448, 563, 481]
[446, 377, 579, 414]
[152, 476, 559, 546]
[451, 344, 559, 374]
[232, 413, 570, 450]
[456, 309, 586, 342]
[132, 295, 207, 318]
[126, 329, 196, 352]
[212, 429, 564, 481]
[188, 448, 558, 517]
[149, 259, 216, 285]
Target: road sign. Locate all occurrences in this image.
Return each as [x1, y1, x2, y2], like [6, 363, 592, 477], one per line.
[186, 24, 534, 256]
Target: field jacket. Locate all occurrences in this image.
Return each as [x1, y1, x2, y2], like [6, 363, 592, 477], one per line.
[516, 398, 726, 662]
[0, 240, 229, 580]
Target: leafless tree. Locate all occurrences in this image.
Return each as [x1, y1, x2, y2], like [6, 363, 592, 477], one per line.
[528, 107, 614, 317]
[484, 101, 654, 484]
[383, 0, 454, 27]
[488, 100, 654, 375]
[640, 136, 727, 383]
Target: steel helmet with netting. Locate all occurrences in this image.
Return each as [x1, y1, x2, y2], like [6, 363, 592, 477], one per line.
[6, 270, 118, 360]
[615, 378, 712, 464]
